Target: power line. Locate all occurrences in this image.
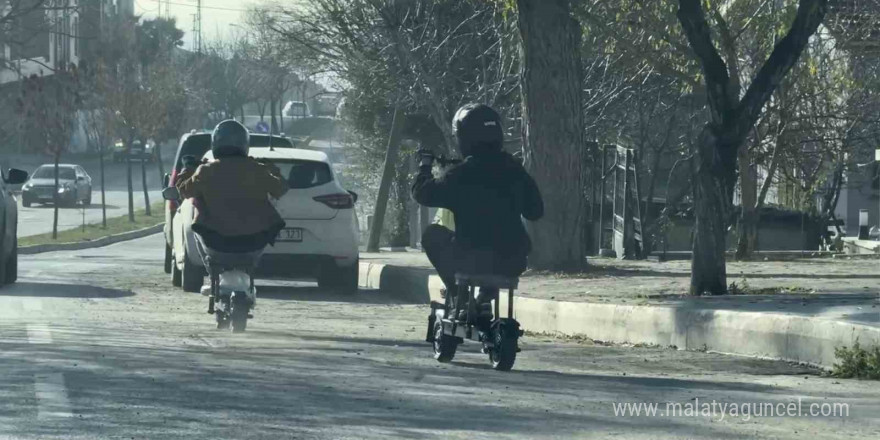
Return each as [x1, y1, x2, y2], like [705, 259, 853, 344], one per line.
[160, 1, 250, 13]
[135, 0, 158, 12]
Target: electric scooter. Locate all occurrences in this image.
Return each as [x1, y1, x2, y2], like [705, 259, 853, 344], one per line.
[427, 272, 523, 371]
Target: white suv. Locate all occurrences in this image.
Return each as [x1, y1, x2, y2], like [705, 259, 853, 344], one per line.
[170, 146, 359, 293]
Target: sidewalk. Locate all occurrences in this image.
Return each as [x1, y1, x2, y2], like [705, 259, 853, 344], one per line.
[359, 251, 879, 368]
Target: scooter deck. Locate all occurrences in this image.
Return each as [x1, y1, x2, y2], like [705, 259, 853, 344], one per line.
[440, 318, 484, 342]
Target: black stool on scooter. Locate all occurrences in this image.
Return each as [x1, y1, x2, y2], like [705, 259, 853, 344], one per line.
[427, 272, 523, 371]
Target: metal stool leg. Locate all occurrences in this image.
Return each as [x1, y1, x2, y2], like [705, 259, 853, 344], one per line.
[507, 288, 514, 319]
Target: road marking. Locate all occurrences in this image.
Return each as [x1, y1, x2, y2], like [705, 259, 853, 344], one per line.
[22, 299, 43, 311]
[34, 373, 73, 419]
[26, 324, 52, 344]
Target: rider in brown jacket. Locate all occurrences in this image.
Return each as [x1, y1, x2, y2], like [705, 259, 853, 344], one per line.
[176, 120, 289, 253]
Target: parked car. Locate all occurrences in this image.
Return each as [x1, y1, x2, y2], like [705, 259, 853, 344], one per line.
[20, 164, 92, 207]
[167, 145, 359, 293]
[1, 168, 29, 285]
[113, 139, 156, 163]
[282, 101, 310, 119]
[162, 131, 295, 290]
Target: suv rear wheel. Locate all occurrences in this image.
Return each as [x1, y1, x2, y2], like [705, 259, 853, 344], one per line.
[318, 259, 358, 294]
[182, 251, 204, 293]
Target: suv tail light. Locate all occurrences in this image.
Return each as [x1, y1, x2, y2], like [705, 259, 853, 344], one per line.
[313, 193, 354, 209]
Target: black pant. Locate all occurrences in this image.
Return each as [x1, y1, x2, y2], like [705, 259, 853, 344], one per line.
[421, 224, 459, 292]
[421, 224, 527, 299]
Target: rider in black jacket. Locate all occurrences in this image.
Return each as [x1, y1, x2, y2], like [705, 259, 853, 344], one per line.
[413, 104, 543, 321]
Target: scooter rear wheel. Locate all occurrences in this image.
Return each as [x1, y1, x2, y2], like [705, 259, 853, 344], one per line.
[489, 331, 517, 371]
[432, 320, 457, 362]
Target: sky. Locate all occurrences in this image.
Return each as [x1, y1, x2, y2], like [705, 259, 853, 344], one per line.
[134, 0, 264, 50]
[135, 0, 340, 91]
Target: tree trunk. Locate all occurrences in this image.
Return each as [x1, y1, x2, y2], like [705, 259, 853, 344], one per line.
[141, 150, 151, 217]
[389, 159, 411, 247]
[735, 140, 758, 260]
[516, 0, 585, 271]
[155, 141, 165, 185]
[100, 142, 106, 228]
[270, 99, 278, 133]
[279, 94, 285, 133]
[126, 135, 135, 222]
[52, 156, 60, 240]
[690, 127, 733, 295]
[366, 106, 405, 253]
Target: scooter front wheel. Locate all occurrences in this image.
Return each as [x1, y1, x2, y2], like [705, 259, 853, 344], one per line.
[432, 320, 457, 362]
[216, 314, 230, 329]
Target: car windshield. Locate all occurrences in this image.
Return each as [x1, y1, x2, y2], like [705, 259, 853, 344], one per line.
[176, 135, 293, 172]
[284, 103, 307, 117]
[32, 167, 75, 180]
[272, 160, 333, 189]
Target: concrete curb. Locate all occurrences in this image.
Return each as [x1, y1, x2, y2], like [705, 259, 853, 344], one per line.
[358, 260, 880, 368]
[20, 223, 164, 255]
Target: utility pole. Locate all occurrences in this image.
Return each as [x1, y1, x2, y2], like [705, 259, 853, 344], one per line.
[196, 0, 202, 54]
[366, 106, 405, 253]
[191, 14, 198, 52]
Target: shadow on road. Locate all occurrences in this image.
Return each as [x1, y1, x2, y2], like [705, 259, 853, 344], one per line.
[546, 266, 880, 280]
[0, 324, 850, 440]
[256, 284, 403, 305]
[23, 204, 122, 210]
[0, 282, 134, 298]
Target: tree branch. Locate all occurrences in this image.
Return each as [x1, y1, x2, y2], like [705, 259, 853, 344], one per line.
[736, 0, 828, 131]
[676, 0, 735, 123]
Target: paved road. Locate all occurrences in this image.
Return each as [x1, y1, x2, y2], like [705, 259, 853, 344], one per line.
[0, 235, 877, 439]
[17, 190, 162, 238]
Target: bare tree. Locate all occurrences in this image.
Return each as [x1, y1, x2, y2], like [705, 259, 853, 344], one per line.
[676, 0, 827, 294]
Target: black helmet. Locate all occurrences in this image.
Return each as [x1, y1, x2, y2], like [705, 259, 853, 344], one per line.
[211, 119, 249, 157]
[452, 103, 503, 157]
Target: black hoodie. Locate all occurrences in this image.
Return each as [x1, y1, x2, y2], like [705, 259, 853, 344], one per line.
[412, 150, 543, 256]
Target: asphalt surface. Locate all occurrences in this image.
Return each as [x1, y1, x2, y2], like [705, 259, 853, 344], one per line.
[0, 234, 877, 439]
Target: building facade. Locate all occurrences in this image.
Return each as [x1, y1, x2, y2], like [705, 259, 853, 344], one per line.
[0, 0, 134, 84]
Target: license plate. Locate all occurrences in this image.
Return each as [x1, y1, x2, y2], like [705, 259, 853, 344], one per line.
[277, 228, 303, 242]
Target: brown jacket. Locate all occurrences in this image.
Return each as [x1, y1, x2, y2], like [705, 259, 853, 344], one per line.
[176, 156, 288, 237]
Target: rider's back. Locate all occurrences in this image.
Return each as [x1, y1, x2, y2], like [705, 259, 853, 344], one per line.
[444, 151, 542, 256]
[178, 156, 287, 238]
[413, 149, 543, 270]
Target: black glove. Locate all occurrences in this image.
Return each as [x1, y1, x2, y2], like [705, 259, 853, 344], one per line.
[181, 155, 199, 172]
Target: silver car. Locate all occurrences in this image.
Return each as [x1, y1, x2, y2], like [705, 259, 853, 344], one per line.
[20, 164, 92, 207]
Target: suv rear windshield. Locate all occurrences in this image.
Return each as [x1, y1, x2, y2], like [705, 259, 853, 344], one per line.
[272, 160, 332, 189]
[250, 135, 293, 148]
[33, 166, 75, 180]
[174, 134, 294, 172]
